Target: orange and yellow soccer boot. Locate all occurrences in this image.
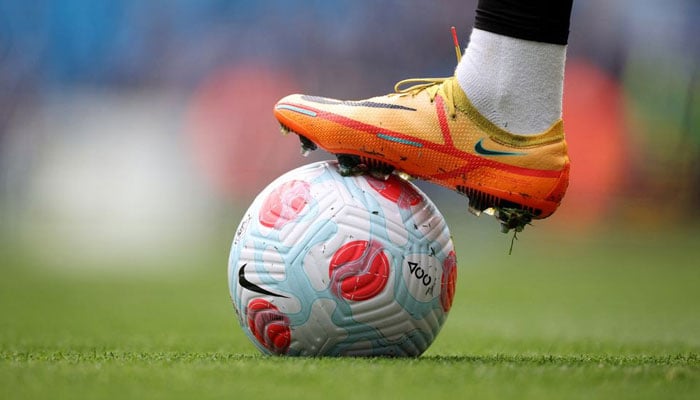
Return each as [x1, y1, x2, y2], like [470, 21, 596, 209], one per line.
[273, 76, 570, 234]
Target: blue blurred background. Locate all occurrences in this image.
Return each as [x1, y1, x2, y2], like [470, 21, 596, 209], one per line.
[0, 0, 698, 274]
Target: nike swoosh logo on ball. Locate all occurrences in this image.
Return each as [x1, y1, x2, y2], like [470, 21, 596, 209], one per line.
[238, 264, 288, 298]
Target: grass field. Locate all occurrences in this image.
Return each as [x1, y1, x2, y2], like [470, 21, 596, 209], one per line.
[1, 211, 698, 399]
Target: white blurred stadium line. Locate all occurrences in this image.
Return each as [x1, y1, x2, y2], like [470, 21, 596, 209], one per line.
[1, 91, 227, 274]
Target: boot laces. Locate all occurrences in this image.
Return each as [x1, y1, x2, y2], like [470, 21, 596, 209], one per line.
[388, 29, 462, 119]
[392, 77, 457, 119]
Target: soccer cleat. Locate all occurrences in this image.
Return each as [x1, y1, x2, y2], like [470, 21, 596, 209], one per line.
[273, 76, 569, 234]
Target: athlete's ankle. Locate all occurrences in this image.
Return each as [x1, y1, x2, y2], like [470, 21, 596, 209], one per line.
[454, 28, 566, 135]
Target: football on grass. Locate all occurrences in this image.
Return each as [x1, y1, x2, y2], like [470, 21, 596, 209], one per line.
[228, 161, 457, 356]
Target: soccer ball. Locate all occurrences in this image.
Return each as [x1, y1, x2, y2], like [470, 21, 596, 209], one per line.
[227, 161, 457, 357]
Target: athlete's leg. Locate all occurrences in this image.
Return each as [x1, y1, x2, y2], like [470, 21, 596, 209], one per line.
[456, 0, 574, 134]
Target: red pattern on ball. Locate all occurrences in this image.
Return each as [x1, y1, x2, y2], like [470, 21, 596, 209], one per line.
[329, 240, 390, 301]
[246, 298, 291, 354]
[440, 251, 457, 312]
[367, 175, 422, 209]
[259, 180, 311, 229]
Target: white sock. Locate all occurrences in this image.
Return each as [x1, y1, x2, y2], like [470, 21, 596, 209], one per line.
[455, 28, 567, 135]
